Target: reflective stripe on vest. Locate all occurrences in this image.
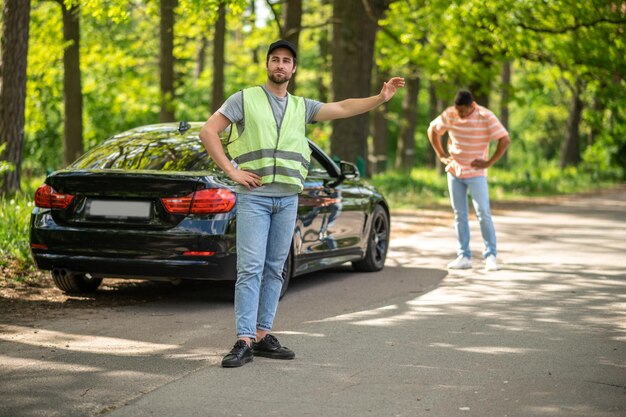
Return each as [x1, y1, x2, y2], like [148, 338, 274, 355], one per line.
[226, 86, 311, 191]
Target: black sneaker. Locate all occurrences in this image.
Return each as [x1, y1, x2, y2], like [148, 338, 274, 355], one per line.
[221, 340, 253, 368]
[252, 334, 295, 360]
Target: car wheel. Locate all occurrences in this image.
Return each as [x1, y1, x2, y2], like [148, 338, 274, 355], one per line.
[51, 269, 103, 293]
[280, 247, 293, 299]
[352, 205, 389, 272]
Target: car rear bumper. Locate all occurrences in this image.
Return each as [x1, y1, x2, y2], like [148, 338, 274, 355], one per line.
[32, 252, 237, 281]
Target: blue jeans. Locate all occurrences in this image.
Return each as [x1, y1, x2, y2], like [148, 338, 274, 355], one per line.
[234, 193, 298, 339]
[447, 173, 497, 259]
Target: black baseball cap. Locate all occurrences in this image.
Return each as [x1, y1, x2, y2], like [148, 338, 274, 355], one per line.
[267, 40, 297, 59]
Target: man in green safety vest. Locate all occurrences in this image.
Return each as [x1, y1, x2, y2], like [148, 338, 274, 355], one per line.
[200, 39, 404, 368]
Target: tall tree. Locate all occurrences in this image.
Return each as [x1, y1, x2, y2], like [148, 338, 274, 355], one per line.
[194, 35, 208, 81]
[428, 82, 445, 174]
[560, 79, 584, 168]
[282, 0, 302, 94]
[510, 0, 626, 168]
[56, 0, 83, 166]
[499, 61, 511, 166]
[316, 7, 331, 103]
[395, 74, 419, 171]
[0, 0, 31, 193]
[160, 0, 176, 122]
[330, 0, 392, 175]
[370, 69, 389, 174]
[266, 0, 302, 94]
[211, 2, 226, 112]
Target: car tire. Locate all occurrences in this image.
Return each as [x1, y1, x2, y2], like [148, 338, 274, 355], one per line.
[280, 247, 293, 299]
[352, 205, 389, 272]
[51, 269, 103, 293]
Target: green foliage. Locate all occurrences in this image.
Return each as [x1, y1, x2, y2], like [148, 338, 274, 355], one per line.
[17, 0, 626, 181]
[487, 164, 599, 198]
[0, 161, 12, 176]
[0, 144, 14, 175]
[370, 169, 449, 209]
[371, 166, 621, 210]
[375, 0, 626, 179]
[24, 3, 64, 174]
[0, 193, 35, 272]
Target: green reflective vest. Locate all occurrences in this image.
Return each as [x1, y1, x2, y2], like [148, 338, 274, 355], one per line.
[227, 86, 311, 192]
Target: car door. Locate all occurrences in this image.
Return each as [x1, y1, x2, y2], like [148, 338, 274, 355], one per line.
[294, 144, 367, 274]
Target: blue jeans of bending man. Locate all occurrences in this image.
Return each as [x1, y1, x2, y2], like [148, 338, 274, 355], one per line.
[447, 173, 497, 259]
[234, 193, 298, 339]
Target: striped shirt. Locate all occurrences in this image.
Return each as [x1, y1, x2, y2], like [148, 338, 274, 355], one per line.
[430, 105, 508, 178]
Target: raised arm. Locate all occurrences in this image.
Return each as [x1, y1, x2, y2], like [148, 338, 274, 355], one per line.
[314, 77, 405, 122]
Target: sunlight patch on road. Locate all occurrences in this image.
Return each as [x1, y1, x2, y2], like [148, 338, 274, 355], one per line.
[456, 346, 544, 355]
[0, 355, 102, 372]
[0, 324, 178, 355]
[303, 262, 626, 342]
[306, 304, 399, 324]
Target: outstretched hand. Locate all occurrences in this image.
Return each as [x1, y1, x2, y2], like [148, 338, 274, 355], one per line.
[379, 77, 405, 102]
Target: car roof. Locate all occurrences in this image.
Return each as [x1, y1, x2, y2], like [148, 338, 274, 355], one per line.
[111, 122, 204, 139]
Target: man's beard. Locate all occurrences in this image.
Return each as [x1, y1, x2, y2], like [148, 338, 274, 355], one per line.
[268, 71, 292, 84]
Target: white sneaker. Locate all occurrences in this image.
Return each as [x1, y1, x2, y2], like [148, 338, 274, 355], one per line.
[484, 255, 498, 271]
[447, 256, 472, 269]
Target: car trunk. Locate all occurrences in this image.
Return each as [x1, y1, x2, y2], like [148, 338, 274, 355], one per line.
[33, 170, 236, 260]
[47, 170, 205, 229]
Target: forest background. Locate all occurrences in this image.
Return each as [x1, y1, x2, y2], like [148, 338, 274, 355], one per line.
[0, 0, 625, 275]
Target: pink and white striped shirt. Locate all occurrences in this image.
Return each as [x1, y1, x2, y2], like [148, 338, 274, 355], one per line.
[430, 105, 508, 178]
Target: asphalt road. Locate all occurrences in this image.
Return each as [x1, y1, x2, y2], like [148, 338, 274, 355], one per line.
[1, 189, 624, 417]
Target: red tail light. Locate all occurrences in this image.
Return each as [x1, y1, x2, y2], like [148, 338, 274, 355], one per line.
[34, 185, 75, 209]
[191, 189, 236, 214]
[183, 251, 216, 256]
[161, 188, 235, 215]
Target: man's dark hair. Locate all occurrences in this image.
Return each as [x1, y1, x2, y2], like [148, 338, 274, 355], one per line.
[454, 90, 474, 106]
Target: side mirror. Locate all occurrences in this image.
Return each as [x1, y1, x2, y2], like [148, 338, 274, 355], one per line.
[339, 161, 360, 180]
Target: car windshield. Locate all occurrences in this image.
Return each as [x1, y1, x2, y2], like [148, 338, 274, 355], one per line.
[71, 131, 216, 172]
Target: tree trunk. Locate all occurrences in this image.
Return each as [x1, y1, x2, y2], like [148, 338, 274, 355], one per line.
[370, 70, 389, 175]
[211, 3, 226, 113]
[61, 2, 83, 166]
[426, 82, 437, 168]
[317, 18, 330, 103]
[159, 0, 176, 122]
[560, 80, 584, 169]
[428, 82, 445, 174]
[588, 91, 604, 146]
[282, 0, 302, 94]
[248, 1, 258, 63]
[469, 80, 489, 108]
[330, 0, 391, 176]
[499, 61, 511, 166]
[0, 0, 31, 193]
[395, 75, 419, 171]
[194, 35, 207, 81]
[468, 51, 490, 107]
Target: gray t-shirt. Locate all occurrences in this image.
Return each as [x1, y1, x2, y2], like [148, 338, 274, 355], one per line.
[217, 85, 324, 196]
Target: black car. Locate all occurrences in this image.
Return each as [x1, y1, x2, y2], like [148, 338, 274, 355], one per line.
[30, 122, 390, 297]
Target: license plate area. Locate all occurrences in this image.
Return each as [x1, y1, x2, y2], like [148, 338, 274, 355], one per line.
[87, 200, 151, 219]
